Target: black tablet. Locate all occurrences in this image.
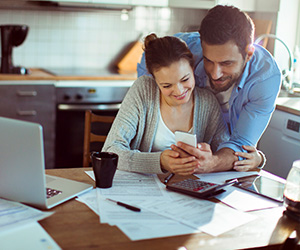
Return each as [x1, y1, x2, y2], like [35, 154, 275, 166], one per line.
[226, 174, 286, 203]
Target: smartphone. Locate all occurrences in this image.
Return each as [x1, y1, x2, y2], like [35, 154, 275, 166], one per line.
[175, 131, 197, 147]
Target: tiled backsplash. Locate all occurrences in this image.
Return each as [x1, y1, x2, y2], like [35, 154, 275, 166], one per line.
[0, 6, 205, 70]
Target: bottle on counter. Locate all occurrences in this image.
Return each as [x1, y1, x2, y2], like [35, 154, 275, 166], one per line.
[283, 159, 300, 221]
[293, 45, 300, 85]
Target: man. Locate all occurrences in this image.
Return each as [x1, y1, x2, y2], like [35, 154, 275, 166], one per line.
[137, 5, 281, 173]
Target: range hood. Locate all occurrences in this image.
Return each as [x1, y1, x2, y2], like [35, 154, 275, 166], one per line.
[28, 0, 133, 10]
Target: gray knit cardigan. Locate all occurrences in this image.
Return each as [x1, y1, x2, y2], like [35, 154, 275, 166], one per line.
[102, 75, 229, 174]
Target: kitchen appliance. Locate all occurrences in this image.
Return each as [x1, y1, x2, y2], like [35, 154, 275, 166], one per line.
[0, 25, 29, 74]
[54, 78, 133, 168]
[258, 108, 300, 179]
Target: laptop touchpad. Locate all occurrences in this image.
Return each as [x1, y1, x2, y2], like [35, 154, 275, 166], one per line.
[46, 175, 57, 183]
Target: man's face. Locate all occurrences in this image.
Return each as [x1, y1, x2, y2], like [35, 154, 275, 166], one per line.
[202, 40, 249, 92]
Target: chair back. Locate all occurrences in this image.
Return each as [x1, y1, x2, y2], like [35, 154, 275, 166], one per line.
[83, 110, 115, 167]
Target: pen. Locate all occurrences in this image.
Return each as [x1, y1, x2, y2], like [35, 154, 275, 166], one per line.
[164, 173, 175, 185]
[106, 198, 141, 212]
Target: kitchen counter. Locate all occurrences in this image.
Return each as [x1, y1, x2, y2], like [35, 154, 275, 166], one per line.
[276, 97, 300, 116]
[0, 68, 137, 81]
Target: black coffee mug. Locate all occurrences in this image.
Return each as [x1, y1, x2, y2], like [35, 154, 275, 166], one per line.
[91, 152, 118, 188]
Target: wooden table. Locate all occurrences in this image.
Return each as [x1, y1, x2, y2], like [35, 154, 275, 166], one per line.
[42, 168, 299, 250]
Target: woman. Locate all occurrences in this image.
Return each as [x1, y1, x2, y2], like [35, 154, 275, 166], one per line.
[102, 33, 229, 175]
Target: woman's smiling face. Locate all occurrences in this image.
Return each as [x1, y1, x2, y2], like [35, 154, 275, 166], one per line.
[153, 58, 195, 107]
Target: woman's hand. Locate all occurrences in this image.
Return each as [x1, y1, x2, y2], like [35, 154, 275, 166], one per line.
[160, 149, 198, 175]
[234, 145, 264, 171]
[171, 142, 215, 173]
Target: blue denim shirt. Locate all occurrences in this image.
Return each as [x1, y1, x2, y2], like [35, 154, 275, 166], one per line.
[137, 32, 282, 153]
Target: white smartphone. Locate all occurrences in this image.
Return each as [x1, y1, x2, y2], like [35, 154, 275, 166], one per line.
[174, 131, 197, 147]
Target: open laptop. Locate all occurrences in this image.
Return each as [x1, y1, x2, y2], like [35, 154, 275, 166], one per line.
[0, 116, 93, 209]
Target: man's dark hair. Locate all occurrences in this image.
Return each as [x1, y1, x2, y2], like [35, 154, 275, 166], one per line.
[199, 5, 254, 59]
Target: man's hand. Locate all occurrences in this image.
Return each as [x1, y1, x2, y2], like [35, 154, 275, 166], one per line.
[234, 145, 263, 171]
[160, 149, 198, 175]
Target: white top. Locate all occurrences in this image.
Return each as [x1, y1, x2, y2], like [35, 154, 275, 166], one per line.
[152, 110, 195, 152]
[152, 111, 175, 152]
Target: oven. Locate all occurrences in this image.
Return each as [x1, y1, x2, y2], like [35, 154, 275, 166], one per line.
[55, 80, 133, 168]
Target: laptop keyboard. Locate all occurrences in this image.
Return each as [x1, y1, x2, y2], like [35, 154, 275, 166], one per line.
[46, 188, 62, 199]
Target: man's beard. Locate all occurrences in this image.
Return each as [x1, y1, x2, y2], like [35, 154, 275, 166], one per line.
[206, 63, 246, 93]
[208, 76, 235, 93]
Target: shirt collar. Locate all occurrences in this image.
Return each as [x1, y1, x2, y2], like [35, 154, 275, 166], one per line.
[237, 60, 251, 90]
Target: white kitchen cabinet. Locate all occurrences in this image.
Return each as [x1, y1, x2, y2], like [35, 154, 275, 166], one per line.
[169, 0, 216, 9]
[130, 0, 168, 7]
[33, 0, 282, 10]
[216, 0, 280, 12]
[255, 0, 280, 12]
[92, 0, 168, 7]
[91, 0, 130, 4]
[44, 0, 90, 3]
[217, 0, 256, 11]
[169, 0, 280, 12]
[39, 0, 168, 7]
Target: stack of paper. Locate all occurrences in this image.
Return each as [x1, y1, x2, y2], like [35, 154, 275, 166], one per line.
[0, 198, 60, 250]
[78, 170, 261, 240]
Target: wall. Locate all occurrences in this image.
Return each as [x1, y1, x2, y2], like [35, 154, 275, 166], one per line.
[274, 0, 299, 76]
[0, 6, 206, 70]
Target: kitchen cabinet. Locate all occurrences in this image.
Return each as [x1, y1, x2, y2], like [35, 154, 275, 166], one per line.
[169, 0, 216, 9]
[169, 0, 280, 12]
[130, 0, 168, 7]
[91, 0, 130, 4]
[30, 0, 282, 10]
[0, 83, 56, 169]
[40, 0, 168, 7]
[92, 0, 168, 6]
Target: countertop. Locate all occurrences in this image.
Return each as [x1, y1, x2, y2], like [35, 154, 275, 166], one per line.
[0, 68, 137, 81]
[276, 97, 300, 116]
[1, 70, 298, 117]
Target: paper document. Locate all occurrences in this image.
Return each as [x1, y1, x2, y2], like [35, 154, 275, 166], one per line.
[0, 221, 61, 250]
[83, 171, 201, 240]
[76, 188, 99, 215]
[0, 198, 53, 233]
[117, 221, 199, 241]
[96, 191, 200, 240]
[0, 198, 58, 250]
[139, 196, 256, 236]
[215, 186, 281, 211]
[90, 170, 171, 202]
[83, 170, 257, 239]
